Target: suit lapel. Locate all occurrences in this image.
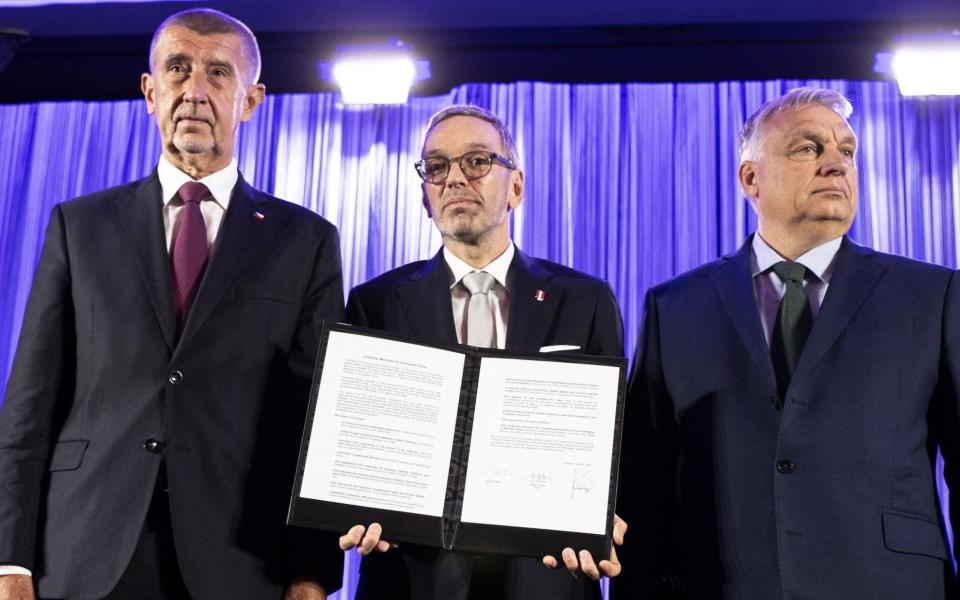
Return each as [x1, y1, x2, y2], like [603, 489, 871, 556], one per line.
[114, 173, 177, 352]
[505, 250, 561, 352]
[710, 237, 777, 391]
[173, 177, 271, 354]
[794, 237, 883, 378]
[396, 251, 459, 344]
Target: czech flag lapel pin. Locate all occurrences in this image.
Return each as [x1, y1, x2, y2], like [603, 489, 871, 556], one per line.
[253, 211, 265, 221]
[534, 289, 546, 302]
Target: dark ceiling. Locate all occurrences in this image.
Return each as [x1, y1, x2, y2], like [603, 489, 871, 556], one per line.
[0, 0, 958, 102]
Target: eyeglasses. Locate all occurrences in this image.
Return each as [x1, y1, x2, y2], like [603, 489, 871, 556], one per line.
[414, 151, 516, 184]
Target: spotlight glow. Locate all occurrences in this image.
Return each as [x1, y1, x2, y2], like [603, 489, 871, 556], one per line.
[891, 44, 960, 96]
[332, 55, 417, 105]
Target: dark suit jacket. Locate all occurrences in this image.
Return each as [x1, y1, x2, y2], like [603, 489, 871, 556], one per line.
[613, 236, 960, 600]
[0, 172, 345, 599]
[345, 247, 624, 600]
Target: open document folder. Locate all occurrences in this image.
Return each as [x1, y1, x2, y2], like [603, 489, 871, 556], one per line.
[288, 323, 627, 559]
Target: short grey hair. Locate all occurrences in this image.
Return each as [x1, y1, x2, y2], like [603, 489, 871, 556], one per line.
[149, 8, 262, 84]
[739, 87, 853, 161]
[424, 104, 520, 165]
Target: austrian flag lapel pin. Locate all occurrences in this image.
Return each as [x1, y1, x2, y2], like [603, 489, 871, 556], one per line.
[534, 289, 546, 302]
[253, 211, 265, 221]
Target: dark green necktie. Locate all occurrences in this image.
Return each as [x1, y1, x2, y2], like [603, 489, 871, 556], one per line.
[770, 261, 813, 402]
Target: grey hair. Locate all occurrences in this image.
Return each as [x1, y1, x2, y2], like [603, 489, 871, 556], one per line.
[149, 8, 261, 84]
[738, 87, 853, 161]
[424, 104, 520, 165]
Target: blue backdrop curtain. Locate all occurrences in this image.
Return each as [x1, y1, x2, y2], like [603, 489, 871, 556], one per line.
[0, 79, 958, 597]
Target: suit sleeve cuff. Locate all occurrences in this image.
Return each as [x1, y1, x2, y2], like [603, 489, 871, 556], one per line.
[0, 565, 32, 576]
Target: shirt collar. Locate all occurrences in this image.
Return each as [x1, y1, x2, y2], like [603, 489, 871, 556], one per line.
[751, 233, 842, 283]
[157, 155, 238, 211]
[444, 242, 515, 291]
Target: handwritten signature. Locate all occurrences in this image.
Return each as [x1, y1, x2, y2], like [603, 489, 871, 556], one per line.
[479, 465, 518, 478]
[478, 465, 553, 488]
[521, 472, 553, 486]
[571, 469, 595, 498]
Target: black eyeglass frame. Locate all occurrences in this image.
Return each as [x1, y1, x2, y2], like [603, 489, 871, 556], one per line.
[414, 151, 516, 184]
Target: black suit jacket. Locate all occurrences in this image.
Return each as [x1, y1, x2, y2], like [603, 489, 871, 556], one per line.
[346, 248, 623, 354]
[614, 236, 960, 600]
[0, 172, 345, 599]
[345, 247, 624, 600]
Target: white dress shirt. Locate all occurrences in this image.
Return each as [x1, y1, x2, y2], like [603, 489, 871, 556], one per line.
[445, 243, 515, 349]
[158, 155, 237, 252]
[0, 158, 240, 579]
[751, 233, 842, 346]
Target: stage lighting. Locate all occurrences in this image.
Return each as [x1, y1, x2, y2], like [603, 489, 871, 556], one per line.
[875, 34, 960, 96]
[320, 41, 430, 105]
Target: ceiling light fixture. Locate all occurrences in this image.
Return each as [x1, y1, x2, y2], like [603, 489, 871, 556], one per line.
[319, 40, 430, 105]
[875, 32, 960, 96]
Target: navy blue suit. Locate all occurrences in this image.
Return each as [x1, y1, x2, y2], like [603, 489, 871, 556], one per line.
[346, 247, 624, 600]
[0, 172, 345, 599]
[614, 236, 960, 599]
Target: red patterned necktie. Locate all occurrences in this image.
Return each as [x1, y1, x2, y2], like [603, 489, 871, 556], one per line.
[171, 181, 210, 333]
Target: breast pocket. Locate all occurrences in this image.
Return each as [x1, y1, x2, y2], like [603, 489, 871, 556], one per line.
[539, 345, 583, 354]
[233, 283, 297, 305]
[843, 317, 914, 341]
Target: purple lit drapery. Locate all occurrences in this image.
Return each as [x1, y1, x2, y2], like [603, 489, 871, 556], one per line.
[1, 80, 958, 598]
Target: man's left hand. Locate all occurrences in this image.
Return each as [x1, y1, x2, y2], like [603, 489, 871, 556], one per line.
[541, 514, 626, 580]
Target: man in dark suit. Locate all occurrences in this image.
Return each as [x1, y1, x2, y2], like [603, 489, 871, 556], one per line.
[338, 105, 626, 600]
[0, 9, 343, 600]
[613, 87, 960, 599]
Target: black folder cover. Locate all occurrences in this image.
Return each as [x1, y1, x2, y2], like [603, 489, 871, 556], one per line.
[288, 323, 627, 560]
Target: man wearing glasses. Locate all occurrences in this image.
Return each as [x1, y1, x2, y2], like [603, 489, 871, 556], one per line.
[339, 105, 625, 600]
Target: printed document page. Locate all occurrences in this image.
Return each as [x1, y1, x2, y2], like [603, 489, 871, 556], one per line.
[460, 358, 619, 534]
[299, 331, 465, 516]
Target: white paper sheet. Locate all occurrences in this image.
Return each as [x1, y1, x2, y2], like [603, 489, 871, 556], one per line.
[459, 357, 619, 534]
[299, 331, 464, 516]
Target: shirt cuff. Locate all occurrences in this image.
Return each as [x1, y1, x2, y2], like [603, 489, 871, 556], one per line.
[0, 565, 31, 576]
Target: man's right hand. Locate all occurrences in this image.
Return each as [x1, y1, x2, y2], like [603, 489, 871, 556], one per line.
[339, 523, 394, 555]
[0, 575, 34, 600]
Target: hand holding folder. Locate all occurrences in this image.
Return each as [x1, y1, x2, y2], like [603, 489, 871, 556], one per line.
[339, 514, 626, 580]
[542, 514, 626, 579]
[338, 522, 393, 555]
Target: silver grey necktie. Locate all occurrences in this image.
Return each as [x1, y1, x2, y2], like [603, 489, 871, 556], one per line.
[462, 270, 496, 348]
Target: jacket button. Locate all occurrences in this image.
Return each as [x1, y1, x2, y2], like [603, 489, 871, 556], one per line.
[143, 439, 164, 454]
[776, 459, 798, 474]
[168, 370, 183, 384]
